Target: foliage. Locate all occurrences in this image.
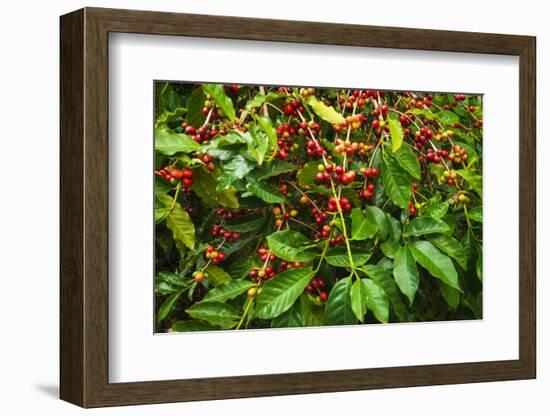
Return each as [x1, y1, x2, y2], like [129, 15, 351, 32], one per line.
[154, 82, 483, 332]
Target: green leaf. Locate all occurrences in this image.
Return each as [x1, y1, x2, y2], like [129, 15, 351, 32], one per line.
[425, 201, 449, 219]
[403, 217, 450, 237]
[255, 268, 315, 319]
[436, 110, 460, 126]
[218, 155, 255, 189]
[439, 281, 460, 309]
[305, 95, 344, 124]
[202, 280, 255, 303]
[191, 170, 239, 208]
[172, 320, 217, 332]
[476, 249, 483, 282]
[361, 265, 410, 322]
[252, 114, 278, 150]
[468, 206, 483, 223]
[350, 208, 377, 240]
[266, 230, 315, 262]
[248, 181, 287, 203]
[155, 129, 200, 155]
[186, 301, 240, 328]
[381, 154, 412, 209]
[430, 234, 468, 270]
[297, 162, 320, 186]
[271, 301, 304, 328]
[157, 290, 183, 321]
[186, 87, 206, 127]
[204, 264, 231, 286]
[350, 279, 367, 321]
[364, 206, 390, 240]
[158, 194, 195, 250]
[202, 84, 236, 121]
[386, 213, 402, 242]
[363, 279, 389, 323]
[252, 160, 295, 180]
[380, 240, 399, 258]
[324, 277, 356, 325]
[388, 118, 404, 152]
[245, 92, 283, 111]
[456, 169, 482, 198]
[227, 256, 261, 279]
[325, 246, 372, 267]
[409, 240, 460, 290]
[224, 215, 266, 232]
[395, 144, 421, 179]
[393, 245, 419, 305]
[247, 125, 270, 166]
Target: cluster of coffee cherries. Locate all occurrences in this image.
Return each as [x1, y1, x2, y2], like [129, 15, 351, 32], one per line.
[273, 206, 298, 228]
[182, 122, 226, 144]
[407, 94, 434, 110]
[304, 277, 327, 302]
[299, 87, 316, 97]
[434, 129, 455, 142]
[337, 89, 382, 112]
[411, 126, 435, 150]
[204, 245, 226, 265]
[333, 139, 373, 157]
[447, 144, 468, 164]
[451, 191, 471, 205]
[306, 139, 326, 159]
[327, 197, 352, 213]
[211, 225, 241, 243]
[154, 166, 195, 189]
[282, 98, 306, 116]
[425, 148, 446, 164]
[189, 153, 215, 171]
[333, 113, 367, 132]
[315, 164, 357, 185]
[441, 169, 458, 186]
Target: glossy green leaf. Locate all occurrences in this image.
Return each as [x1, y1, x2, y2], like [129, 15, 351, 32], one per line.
[172, 320, 217, 332]
[224, 215, 266, 232]
[468, 206, 483, 223]
[380, 240, 399, 259]
[245, 92, 284, 111]
[403, 217, 450, 237]
[393, 245, 419, 305]
[252, 160, 295, 180]
[350, 208, 377, 240]
[155, 129, 200, 155]
[410, 240, 460, 291]
[248, 124, 270, 165]
[456, 169, 482, 198]
[248, 181, 287, 203]
[271, 301, 304, 328]
[266, 230, 315, 262]
[204, 265, 232, 286]
[186, 301, 240, 328]
[381, 154, 412, 209]
[364, 206, 390, 240]
[324, 277, 355, 325]
[255, 268, 315, 319]
[157, 290, 183, 321]
[363, 279, 389, 323]
[305, 95, 344, 124]
[186, 87, 206, 127]
[202, 84, 236, 121]
[395, 143, 421, 179]
[436, 110, 460, 126]
[325, 246, 372, 267]
[191, 169, 239, 208]
[350, 279, 367, 321]
[202, 280, 255, 303]
[158, 194, 195, 250]
[361, 265, 410, 322]
[430, 234, 468, 270]
[425, 201, 449, 219]
[218, 155, 255, 189]
[252, 114, 278, 150]
[439, 281, 460, 309]
[388, 118, 404, 152]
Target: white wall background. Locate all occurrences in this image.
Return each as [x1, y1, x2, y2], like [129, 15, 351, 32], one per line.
[0, 0, 546, 414]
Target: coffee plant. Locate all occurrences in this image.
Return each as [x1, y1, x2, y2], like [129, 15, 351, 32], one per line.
[154, 82, 482, 332]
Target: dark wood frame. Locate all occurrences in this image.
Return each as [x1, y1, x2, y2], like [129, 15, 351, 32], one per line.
[60, 7, 536, 408]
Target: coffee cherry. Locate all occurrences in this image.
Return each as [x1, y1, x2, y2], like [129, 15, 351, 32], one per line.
[193, 271, 204, 283]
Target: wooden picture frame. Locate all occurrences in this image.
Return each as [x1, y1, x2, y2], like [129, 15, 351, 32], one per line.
[60, 7, 536, 408]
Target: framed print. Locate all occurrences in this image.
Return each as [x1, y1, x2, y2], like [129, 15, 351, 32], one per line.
[60, 7, 536, 408]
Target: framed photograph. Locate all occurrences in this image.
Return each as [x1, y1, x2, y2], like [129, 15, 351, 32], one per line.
[60, 7, 536, 408]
